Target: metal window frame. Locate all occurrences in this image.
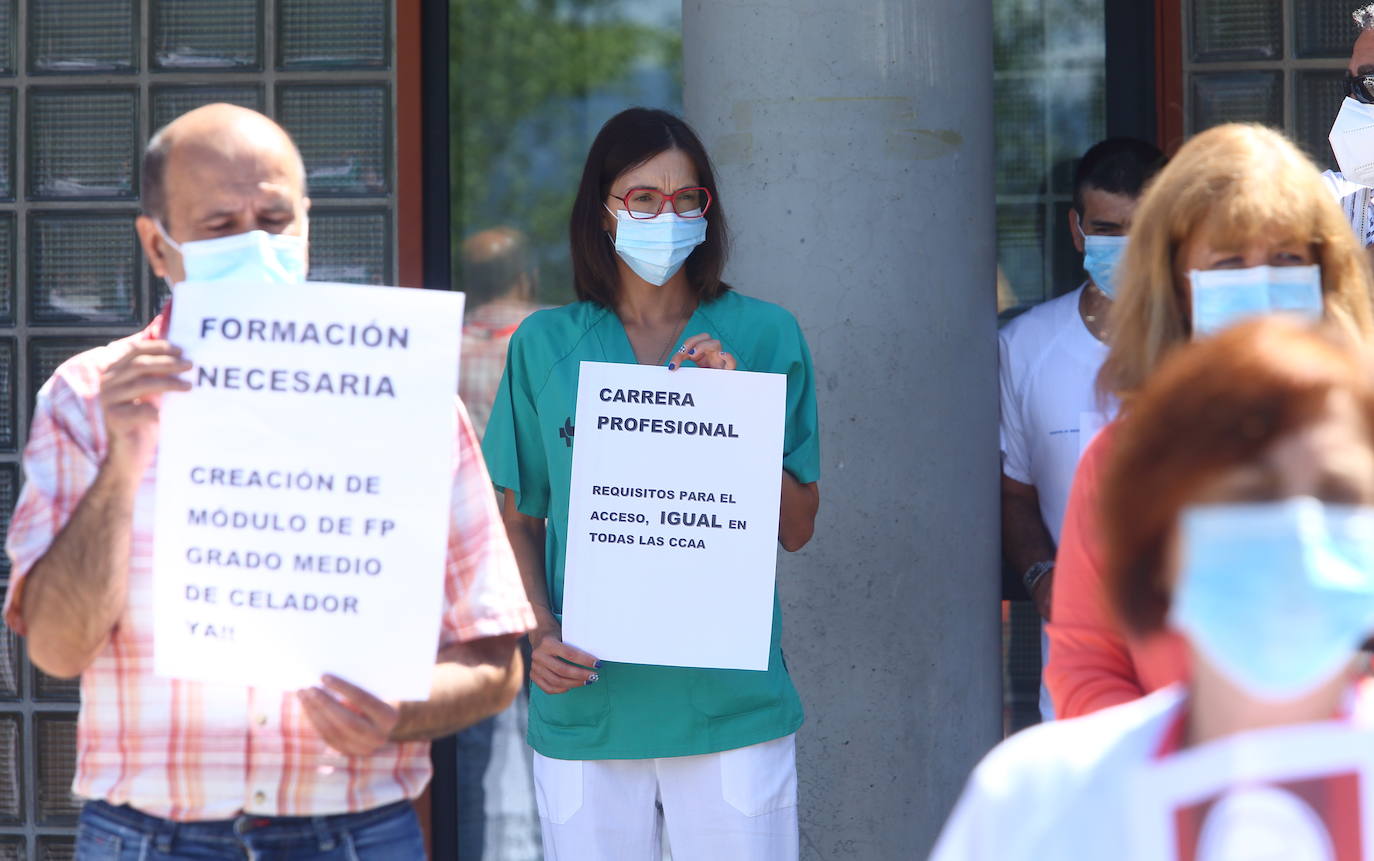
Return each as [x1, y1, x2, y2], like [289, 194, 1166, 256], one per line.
[1181, 0, 1349, 138]
[0, 1, 400, 856]
[993, 3, 1108, 308]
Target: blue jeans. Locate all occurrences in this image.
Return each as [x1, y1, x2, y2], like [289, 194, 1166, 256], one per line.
[75, 798, 425, 860]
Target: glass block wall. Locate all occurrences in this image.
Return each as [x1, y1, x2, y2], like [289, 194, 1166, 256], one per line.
[1185, 0, 1355, 167]
[0, 1, 399, 856]
[994, 0, 1107, 313]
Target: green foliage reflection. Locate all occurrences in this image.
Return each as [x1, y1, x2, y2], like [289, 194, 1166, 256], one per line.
[450, 0, 682, 305]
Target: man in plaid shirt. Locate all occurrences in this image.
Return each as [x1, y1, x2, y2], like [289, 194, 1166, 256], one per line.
[3, 104, 535, 859]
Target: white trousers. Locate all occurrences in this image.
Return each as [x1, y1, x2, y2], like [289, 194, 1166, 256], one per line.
[532, 733, 799, 861]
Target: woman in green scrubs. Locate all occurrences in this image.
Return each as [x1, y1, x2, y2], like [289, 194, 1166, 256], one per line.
[484, 108, 820, 860]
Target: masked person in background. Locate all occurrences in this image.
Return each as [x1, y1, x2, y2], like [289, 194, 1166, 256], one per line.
[934, 317, 1374, 858]
[483, 108, 820, 860]
[3, 104, 534, 859]
[999, 138, 1162, 722]
[454, 226, 548, 858]
[459, 227, 544, 439]
[1045, 123, 1374, 719]
[1323, 5, 1374, 249]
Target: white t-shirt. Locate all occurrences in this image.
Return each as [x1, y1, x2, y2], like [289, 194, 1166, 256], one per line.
[931, 683, 1374, 860]
[1321, 169, 1374, 248]
[930, 686, 1185, 860]
[998, 284, 1113, 543]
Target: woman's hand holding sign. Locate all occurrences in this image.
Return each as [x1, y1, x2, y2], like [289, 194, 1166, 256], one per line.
[530, 625, 601, 693]
[668, 332, 736, 371]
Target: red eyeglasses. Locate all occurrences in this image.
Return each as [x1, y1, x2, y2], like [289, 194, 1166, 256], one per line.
[609, 186, 712, 219]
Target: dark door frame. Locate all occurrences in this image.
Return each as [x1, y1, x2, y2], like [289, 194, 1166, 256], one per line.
[416, 0, 458, 857]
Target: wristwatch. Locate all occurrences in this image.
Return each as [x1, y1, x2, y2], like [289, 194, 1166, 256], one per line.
[1022, 560, 1055, 595]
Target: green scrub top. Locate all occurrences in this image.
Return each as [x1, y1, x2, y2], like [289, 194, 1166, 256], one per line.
[483, 290, 821, 760]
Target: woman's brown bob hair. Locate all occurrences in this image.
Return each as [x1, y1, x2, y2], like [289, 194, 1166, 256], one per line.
[569, 108, 731, 307]
[1101, 123, 1374, 401]
[1103, 316, 1374, 636]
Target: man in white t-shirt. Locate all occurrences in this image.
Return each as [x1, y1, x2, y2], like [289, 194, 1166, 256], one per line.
[999, 138, 1163, 720]
[1322, 6, 1374, 248]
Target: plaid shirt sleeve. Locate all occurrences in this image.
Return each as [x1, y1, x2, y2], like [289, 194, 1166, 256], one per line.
[4, 370, 103, 636]
[438, 397, 535, 645]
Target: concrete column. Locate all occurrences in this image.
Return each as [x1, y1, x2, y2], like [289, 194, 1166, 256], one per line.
[683, 1, 999, 856]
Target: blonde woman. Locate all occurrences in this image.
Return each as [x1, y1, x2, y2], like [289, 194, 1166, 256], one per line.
[1045, 123, 1374, 719]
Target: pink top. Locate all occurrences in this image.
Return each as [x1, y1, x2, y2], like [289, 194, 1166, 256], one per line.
[1045, 424, 1190, 718]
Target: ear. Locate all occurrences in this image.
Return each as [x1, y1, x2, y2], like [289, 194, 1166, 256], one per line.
[602, 196, 622, 237]
[1069, 209, 1085, 255]
[136, 215, 173, 280]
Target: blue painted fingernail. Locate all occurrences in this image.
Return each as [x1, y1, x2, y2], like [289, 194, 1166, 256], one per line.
[593, 660, 602, 668]
[585, 673, 599, 685]
[688, 348, 696, 355]
[667, 362, 676, 370]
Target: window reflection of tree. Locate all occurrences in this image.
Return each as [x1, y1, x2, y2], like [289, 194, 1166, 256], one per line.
[450, 0, 682, 307]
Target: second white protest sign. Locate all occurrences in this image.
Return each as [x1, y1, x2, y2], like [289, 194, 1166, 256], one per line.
[561, 361, 785, 671]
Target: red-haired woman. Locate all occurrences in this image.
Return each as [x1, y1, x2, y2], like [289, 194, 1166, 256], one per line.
[934, 316, 1374, 856]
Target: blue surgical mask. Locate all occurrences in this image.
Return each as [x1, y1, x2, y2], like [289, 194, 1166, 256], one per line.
[1190, 264, 1323, 337]
[1170, 497, 1374, 701]
[1077, 222, 1128, 299]
[157, 221, 308, 287]
[606, 206, 707, 286]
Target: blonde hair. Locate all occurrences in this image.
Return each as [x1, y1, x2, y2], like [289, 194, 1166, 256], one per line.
[1100, 123, 1374, 401]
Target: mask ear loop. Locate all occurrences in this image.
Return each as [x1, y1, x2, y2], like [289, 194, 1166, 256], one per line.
[154, 219, 183, 253]
[153, 220, 183, 291]
[604, 204, 620, 244]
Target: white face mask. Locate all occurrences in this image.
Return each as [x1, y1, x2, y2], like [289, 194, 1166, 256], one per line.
[1330, 97, 1374, 187]
[1189, 264, 1323, 337]
[157, 221, 308, 288]
[606, 206, 707, 286]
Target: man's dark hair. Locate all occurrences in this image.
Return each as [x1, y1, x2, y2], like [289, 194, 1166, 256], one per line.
[1072, 137, 1166, 215]
[460, 227, 535, 308]
[141, 127, 174, 226]
[569, 107, 730, 307]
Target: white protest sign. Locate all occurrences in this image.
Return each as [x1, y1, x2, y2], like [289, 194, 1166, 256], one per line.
[1126, 719, 1374, 860]
[153, 281, 465, 701]
[561, 361, 785, 671]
